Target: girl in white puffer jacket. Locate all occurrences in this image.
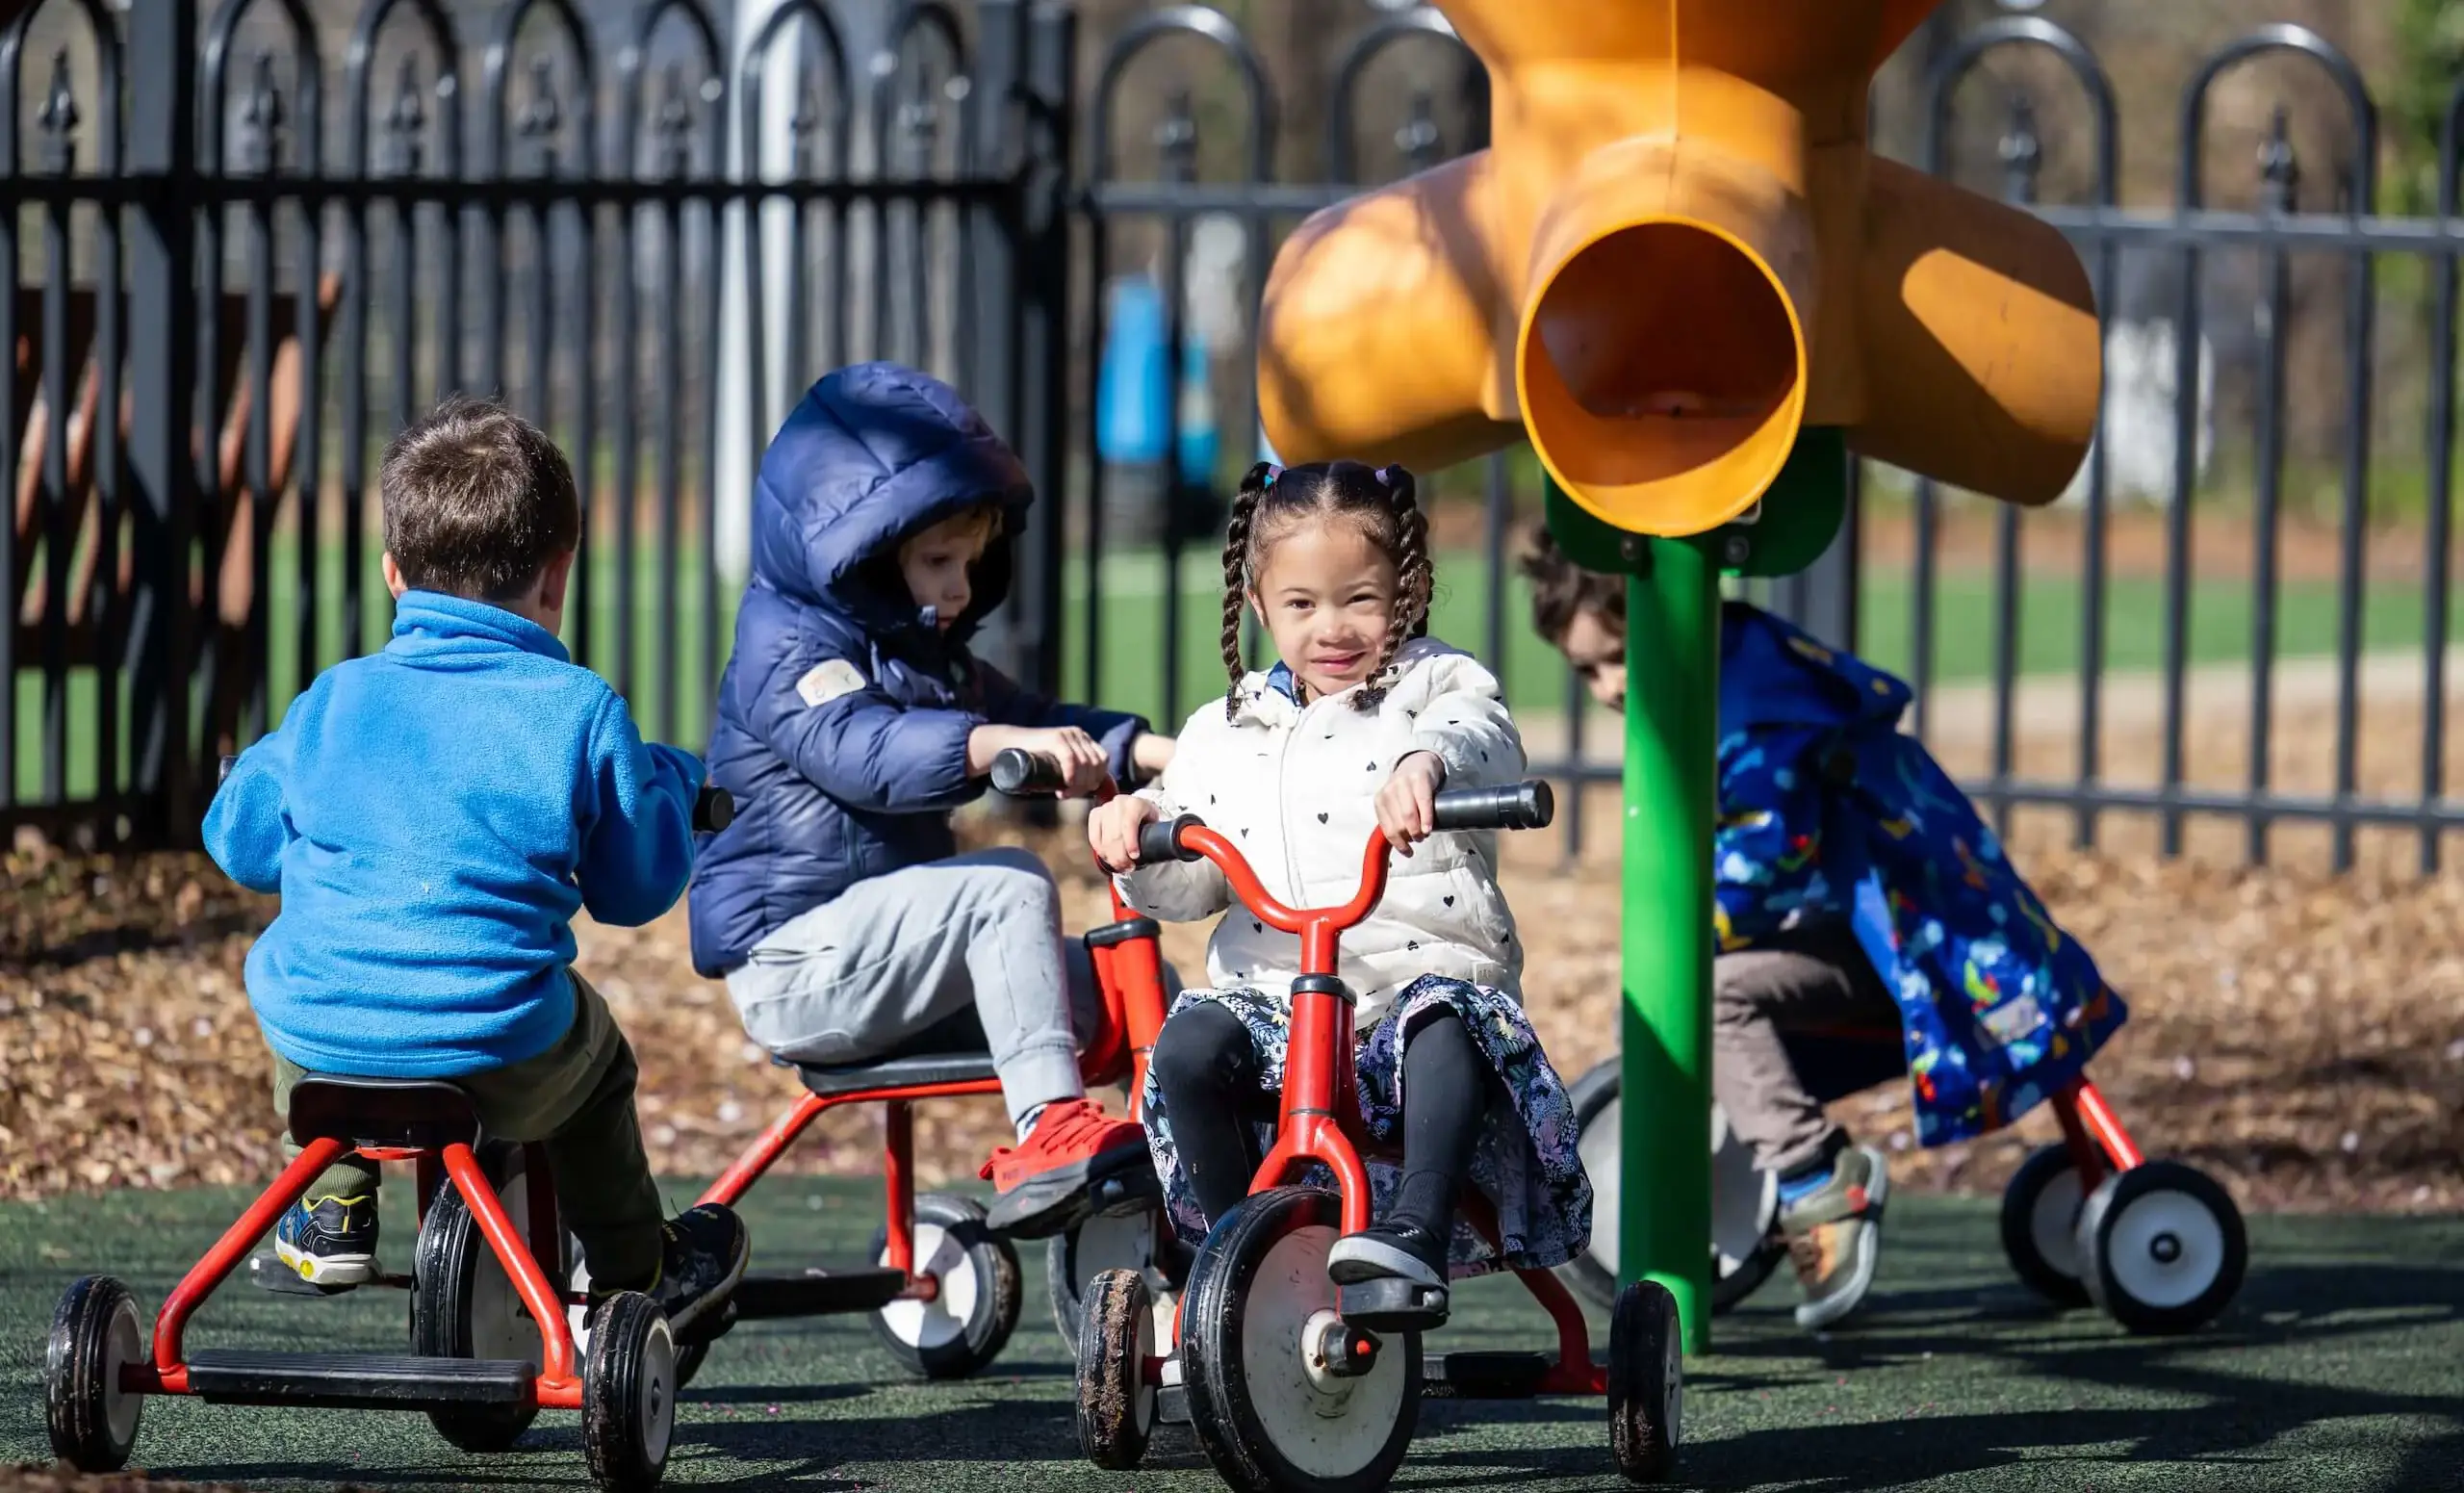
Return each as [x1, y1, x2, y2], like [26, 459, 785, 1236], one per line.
[1089, 459, 1590, 1324]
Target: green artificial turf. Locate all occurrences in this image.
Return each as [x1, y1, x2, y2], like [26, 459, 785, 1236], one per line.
[0, 1180, 2457, 1491]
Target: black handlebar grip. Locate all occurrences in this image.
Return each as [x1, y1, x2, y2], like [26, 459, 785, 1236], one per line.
[1136, 813, 1206, 864]
[1428, 780, 1555, 833]
[989, 748, 1066, 797]
[694, 784, 734, 835]
[218, 755, 237, 787]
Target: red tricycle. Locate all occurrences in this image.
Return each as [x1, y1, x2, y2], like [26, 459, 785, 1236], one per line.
[1071, 779, 1683, 1491]
[680, 746, 1179, 1383]
[43, 769, 742, 1491]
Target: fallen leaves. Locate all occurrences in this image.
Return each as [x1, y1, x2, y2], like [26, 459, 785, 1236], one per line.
[3, 810, 2458, 1214]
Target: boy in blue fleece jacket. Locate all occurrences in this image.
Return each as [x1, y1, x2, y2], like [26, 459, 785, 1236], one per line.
[692, 363, 1173, 1237]
[206, 396, 747, 1335]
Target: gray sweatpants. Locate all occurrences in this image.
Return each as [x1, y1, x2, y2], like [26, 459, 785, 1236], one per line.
[726, 847, 1124, 1125]
[1712, 920, 1900, 1177]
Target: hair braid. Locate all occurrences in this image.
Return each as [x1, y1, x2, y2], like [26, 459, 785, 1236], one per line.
[1353, 463, 1429, 713]
[1219, 463, 1276, 719]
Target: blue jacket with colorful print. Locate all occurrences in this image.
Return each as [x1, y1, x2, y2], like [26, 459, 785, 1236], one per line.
[1714, 602, 2127, 1146]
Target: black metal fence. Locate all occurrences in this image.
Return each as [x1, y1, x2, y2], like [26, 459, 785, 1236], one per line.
[6, 0, 2461, 877]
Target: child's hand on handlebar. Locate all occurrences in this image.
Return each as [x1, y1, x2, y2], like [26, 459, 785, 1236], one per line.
[971, 725, 1111, 796]
[1089, 795, 1162, 873]
[1375, 752, 1448, 857]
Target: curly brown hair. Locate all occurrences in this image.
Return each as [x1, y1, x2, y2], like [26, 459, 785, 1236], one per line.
[1219, 458, 1432, 717]
[1519, 524, 1625, 647]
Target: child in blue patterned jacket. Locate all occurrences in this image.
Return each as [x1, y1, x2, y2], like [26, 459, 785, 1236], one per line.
[1525, 528, 2126, 1331]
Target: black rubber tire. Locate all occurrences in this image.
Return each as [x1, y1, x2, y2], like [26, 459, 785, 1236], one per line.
[1559, 1059, 1783, 1315]
[45, 1274, 143, 1472]
[868, 1192, 1022, 1378]
[413, 1173, 545, 1452]
[1607, 1279, 1682, 1484]
[1182, 1186, 1421, 1493]
[2074, 1160, 2247, 1335]
[1997, 1144, 2092, 1307]
[1074, 1267, 1156, 1470]
[582, 1290, 678, 1493]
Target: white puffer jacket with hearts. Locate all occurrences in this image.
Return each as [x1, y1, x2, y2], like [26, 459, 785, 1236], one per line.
[1116, 636, 1527, 1028]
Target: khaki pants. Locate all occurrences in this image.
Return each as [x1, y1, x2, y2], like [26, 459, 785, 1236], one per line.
[1711, 921, 1900, 1178]
[270, 969, 666, 1288]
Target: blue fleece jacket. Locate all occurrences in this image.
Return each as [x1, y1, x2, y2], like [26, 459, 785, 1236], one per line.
[203, 592, 706, 1077]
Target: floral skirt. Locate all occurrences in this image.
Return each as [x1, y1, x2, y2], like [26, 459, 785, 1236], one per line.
[1138, 975, 1593, 1279]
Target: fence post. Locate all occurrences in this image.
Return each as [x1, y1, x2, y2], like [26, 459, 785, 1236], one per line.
[966, 0, 1029, 685]
[1014, 1, 1075, 703]
[122, 0, 200, 843]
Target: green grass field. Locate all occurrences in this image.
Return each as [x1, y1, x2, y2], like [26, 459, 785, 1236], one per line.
[0, 1181, 2456, 1490]
[15, 541, 2464, 802]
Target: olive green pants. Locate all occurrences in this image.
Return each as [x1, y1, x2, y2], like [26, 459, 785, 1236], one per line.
[270, 970, 667, 1288]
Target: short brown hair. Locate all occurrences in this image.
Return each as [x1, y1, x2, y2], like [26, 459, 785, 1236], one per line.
[1519, 525, 1624, 645]
[380, 395, 580, 602]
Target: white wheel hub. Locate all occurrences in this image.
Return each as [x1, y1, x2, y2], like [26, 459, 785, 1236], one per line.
[877, 1222, 977, 1350]
[2104, 1187, 2226, 1309]
[1239, 1223, 1406, 1479]
[1584, 1098, 1774, 1275]
[2028, 1166, 2085, 1279]
[1077, 1209, 1160, 1293]
[1129, 1286, 1160, 1435]
[638, 1314, 677, 1466]
[101, 1292, 142, 1448]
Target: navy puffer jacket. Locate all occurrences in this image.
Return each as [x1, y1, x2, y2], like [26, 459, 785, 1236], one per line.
[687, 363, 1145, 976]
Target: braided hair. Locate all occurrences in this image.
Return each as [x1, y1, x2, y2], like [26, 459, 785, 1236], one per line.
[1218, 458, 1433, 719]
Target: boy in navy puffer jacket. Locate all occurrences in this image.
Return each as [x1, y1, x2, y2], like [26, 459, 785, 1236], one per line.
[205, 398, 746, 1337]
[691, 363, 1173, 1236]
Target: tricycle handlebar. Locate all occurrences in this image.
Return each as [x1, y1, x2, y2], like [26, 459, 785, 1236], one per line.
[1429, 780, 1554, 833]
[1136, 813, 1207, 865]
[988, 747, 1062, 796]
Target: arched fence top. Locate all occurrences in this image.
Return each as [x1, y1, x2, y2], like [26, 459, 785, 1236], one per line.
[870, 0, 969, 182]
[1327, 8, 1474, 185]
[616, 0, 722, 179]
[1091, 5, 1275, 185]
[201, 0, 323, 175]
[737, 0, 854, 182]
[343, 0, 461, 176]
[481, 0, 593, 177]
[2176, 23, 2375, 214]
[0, 0, 121, 174]
[1920, 14, 2117, 205]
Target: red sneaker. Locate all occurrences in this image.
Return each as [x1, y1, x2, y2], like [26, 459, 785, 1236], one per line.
[979, 1098, 1149, 1238]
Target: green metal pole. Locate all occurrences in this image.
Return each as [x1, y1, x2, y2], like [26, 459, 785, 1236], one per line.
[1617, 531, 1720, 1355]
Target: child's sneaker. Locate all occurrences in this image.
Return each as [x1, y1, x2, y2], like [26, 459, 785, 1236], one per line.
[980, 1098, 1148, 1239]
[1778, 1144, 1888, 1330]
[590, 1203, 751, 1341]
[273, 1193, 380, 1287]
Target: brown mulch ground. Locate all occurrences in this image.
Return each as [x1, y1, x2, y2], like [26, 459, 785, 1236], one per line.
[5, 802, 2459, 1218]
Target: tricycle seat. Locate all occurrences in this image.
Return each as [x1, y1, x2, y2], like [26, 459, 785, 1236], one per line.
[783, 1006, 1000, 1099]
[286, 1075, 481, 1149]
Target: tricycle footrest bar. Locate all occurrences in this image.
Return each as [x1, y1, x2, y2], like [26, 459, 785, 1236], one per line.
[185, 1349, 533, 1408]
[729, 1267, 907, 1319]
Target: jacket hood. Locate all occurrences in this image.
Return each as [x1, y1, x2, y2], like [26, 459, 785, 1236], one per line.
[1719, 602, 1911, 734]
[750, 362, 1033, 637]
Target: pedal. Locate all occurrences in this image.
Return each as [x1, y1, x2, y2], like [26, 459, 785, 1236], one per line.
[730, 1267, 905, 1320]
[246, 1252, 355, 1298]
[1337, 1278, 1450, 1332]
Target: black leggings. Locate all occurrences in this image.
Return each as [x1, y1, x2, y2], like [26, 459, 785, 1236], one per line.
[1148, 1000, 1490, 1238]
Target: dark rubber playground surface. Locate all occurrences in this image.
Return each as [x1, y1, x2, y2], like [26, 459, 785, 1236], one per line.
[1, 1180, 2458, 1492]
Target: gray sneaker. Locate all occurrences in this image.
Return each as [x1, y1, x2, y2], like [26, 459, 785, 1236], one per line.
[1778, 1145, 1888, 1330]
